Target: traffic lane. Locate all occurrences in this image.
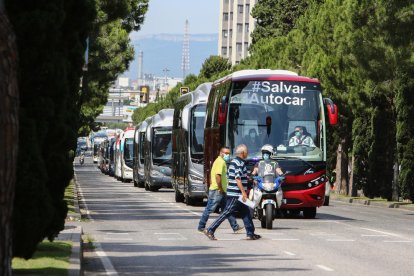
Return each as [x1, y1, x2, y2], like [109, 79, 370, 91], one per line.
[151, 187, 414, 240]
[77, 170, 338, 275]
[77, 167, 414, 275]
[319, 201, 414, 239]
[147, 190, 414, 275]
[85, 197, 322, 275]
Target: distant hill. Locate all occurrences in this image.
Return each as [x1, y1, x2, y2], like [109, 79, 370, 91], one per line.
[125, 33, 218, 80]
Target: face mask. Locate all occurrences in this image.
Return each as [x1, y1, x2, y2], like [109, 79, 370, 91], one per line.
[263, 153, 270, 160]
[250, 133, 256, 139]
[223, 154, 230, 162]
[295, 131, 301, 138]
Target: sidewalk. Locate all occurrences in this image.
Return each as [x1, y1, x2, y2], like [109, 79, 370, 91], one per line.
[330, 193, 414, 211]
[56, 175, 83, 276]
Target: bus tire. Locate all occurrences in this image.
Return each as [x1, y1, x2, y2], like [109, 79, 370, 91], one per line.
[185, 194, 195, 206]
[323, 196, 330, 206]
[303, 207, 317, 219]
[175, 189, 184, 202]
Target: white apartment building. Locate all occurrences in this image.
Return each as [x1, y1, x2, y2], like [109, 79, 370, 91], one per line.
[218, 0, 257, 65]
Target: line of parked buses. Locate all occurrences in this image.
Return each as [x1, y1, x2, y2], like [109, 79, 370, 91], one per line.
[93, 69, 338, 218]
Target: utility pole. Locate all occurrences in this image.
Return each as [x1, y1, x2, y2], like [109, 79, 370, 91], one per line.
[181, 19, 190, 80]
[162, 68, 170, 91]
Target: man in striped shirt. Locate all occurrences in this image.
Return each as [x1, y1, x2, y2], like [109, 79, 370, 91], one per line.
[205, 144, 261, 240]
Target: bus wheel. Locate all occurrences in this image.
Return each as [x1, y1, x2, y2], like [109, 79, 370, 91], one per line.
[323, 196, 330, 206]
[303, 207, 317, 219]
[185, 194, 195, 206]
[175, 189, 184, 202]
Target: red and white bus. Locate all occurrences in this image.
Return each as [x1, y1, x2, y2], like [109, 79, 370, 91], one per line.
[204, 69, 338, 218]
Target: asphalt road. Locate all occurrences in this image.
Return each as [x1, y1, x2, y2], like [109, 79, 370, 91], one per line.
[75, 159, 414, 275]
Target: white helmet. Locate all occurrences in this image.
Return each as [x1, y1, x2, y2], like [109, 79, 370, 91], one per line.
[261, 144, 273, 154]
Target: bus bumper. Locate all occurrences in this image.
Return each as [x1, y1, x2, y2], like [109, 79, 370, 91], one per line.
[149, 175, 172, 189]
[187, 183, 207, 198]
[282, 183, 325, 209]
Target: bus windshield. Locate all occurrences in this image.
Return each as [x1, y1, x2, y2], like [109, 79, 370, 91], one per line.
[152, 128, 172, 165]
[190, 104, 206, 156]
[124, 138, 134, 161]
[227, 80, 324, 161]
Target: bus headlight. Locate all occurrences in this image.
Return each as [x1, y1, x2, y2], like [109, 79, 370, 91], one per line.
[151, 170, 163, 177]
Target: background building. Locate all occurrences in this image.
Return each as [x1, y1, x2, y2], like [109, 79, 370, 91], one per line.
[218, 0, 257, 65]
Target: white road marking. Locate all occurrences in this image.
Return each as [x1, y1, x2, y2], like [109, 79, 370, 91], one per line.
[104, 237, 133, 241]
[361, 234, 388, 237]
[75, 173, 118, 275]
[310, 233, 337, 236]
[271, 238, 300, 241]
[283, 251, 296, 256]
[95, 242, 119, 276]
[158, 238, 187, 241]
[326, 239, 355, 242]
[217, 238, 244, 241]
[383, 240, 412, 243]
[360, 228, 402, 238]
[317, 265, 334, 272]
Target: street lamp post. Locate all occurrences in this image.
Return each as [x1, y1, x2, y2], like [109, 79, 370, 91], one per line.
[162, 68, 170, 91]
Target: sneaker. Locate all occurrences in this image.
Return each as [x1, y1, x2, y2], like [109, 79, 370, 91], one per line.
[204, 229, 217, 240]
[233, 226, 245, 234]
[246, 234, 262, 240]
[197, 228, 205, 233]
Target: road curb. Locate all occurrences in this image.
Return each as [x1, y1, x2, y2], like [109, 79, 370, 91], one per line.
[331, 194, 414, 211]
[56, 224, 83, 276]
[59, 173, 83, 276]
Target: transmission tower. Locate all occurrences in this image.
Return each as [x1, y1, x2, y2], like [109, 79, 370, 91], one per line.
[181, 19, 190, 80]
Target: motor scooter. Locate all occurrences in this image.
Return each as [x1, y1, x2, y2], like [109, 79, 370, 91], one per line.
[79, 152, 85, 166]
[252, 175, 285, 229]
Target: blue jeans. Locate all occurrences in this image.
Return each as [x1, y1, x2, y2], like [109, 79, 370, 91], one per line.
[208, 196, 255, 236]
[198, 190, 239, 231]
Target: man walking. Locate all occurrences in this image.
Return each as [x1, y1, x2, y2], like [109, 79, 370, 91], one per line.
[198, 147, 243, 233]
[204, 144, 261, 240]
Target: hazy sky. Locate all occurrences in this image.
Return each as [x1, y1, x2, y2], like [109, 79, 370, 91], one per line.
[138, 0, 220, 35]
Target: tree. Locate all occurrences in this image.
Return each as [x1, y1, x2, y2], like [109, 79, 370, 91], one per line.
[0, 4, 19, 274]
[3, 0, 148, 261]
[79, 0, 148, 134]
[251, 0, 313, 44]
[6, 0, 95, 258]
[199, 55, 231, 80]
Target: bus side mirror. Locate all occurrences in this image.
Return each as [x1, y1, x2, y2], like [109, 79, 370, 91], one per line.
[324, 98, 338, 125]
[218, 96, 228, 125]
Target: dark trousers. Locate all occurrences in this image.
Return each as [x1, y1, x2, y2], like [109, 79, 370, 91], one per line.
[208, 196, 255, 236]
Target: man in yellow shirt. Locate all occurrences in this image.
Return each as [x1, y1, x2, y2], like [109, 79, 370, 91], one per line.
[197, 147, 243, 233]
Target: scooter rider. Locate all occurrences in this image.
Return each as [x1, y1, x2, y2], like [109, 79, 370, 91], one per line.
[251, 144, 284, 179]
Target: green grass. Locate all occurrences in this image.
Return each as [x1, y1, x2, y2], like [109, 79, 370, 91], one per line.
[12, 241, 72, 275]
[65, 180, 75, 214]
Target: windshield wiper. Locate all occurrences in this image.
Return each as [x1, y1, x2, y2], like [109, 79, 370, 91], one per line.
[273, 156, 317, 169]
[155, 159, 171, 166]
